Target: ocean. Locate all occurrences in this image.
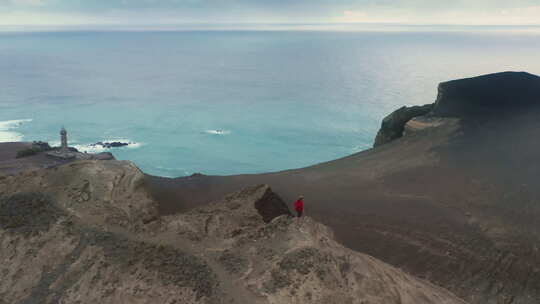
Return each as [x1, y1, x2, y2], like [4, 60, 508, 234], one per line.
[1, 28, 539, 177]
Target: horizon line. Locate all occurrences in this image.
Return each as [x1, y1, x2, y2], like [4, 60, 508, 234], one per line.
[2, 22, 540, 33]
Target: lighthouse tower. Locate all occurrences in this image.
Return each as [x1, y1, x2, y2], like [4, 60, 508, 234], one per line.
[60, 127, 68, 151]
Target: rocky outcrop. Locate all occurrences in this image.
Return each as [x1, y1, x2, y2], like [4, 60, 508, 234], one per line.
[0, 160, 158, 230]
[45, 150, 115, 161]
[0, 161, 466, 304]
[373, 104, 433, 147]
[15, 142, 53, 158]
[91, 141, 131, 148]
[432, 71, 540, 117]
[0, 193, 218, 304]
[31, 141, 52, 151]
[93, 152, 115, 160]
[374, 71, 540, 147]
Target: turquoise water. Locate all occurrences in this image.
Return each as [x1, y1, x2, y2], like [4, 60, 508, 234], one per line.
[1, 30, 540, 177]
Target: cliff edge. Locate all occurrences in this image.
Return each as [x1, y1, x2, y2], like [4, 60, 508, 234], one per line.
[0, 160, 465, 304]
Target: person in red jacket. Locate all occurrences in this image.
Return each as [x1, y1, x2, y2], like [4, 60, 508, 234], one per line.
[294, 196, 304, 218]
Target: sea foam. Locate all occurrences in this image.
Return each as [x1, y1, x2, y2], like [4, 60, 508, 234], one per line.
[204, 129, 231, 135]
[0, 119, 32, 142]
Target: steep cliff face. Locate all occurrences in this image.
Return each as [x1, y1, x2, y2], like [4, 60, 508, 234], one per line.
[373, 71, 540, 147]
[0, 161, 466, 304]
[432, 71, 540, 117]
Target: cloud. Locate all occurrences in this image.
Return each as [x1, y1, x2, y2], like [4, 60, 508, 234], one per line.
[1, 0, 540, 26]
[0, 11, 99, 25]
[335, 5, 540, 25]
[0, 0, 47, 6]
[12, 0, 47, 5]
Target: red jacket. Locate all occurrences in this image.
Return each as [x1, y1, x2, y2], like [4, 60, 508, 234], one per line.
[294, 199, 304, 212]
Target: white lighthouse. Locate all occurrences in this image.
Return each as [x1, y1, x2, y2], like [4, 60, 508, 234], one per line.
[60, 127, 68, 151]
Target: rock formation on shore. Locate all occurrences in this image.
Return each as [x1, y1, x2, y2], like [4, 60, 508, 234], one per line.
[91, 141, 131, 148]
[0, 160, 466, 304]
[374, 71, 540, 147]
[145, 71, 540, 304]
[373, 104, 433, 147]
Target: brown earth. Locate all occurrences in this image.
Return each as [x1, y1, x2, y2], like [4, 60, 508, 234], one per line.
[0, 142, 74, 176]
[0, 160, 465, 304]
[144, 72, 540, 304]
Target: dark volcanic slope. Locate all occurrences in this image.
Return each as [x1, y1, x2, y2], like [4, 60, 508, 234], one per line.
[433, 71, 540, 117]
[145, 72, 540, 304]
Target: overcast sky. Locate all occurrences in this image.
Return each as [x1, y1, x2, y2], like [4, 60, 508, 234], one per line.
[1, 0, 540, 26]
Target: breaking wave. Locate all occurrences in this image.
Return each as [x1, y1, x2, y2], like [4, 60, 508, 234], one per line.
[0, 119, 32, 142]
[204, 129, 231, 135]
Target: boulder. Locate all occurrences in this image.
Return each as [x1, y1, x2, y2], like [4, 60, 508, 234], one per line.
[93, 152, 115, 160]
[182, 185, 293, 239]
[31, 141, 52, 151]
